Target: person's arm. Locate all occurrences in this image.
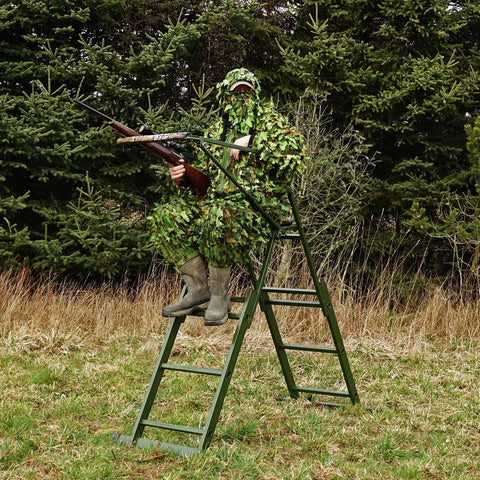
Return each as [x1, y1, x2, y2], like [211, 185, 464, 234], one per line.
[230, 135, 252, 161]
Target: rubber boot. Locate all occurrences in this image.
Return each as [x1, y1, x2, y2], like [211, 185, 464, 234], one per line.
[162, 256, 211, 317]
[204, 266, 231, 326]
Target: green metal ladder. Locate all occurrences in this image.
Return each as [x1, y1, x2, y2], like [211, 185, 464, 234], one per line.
[112, 189, 359, 456]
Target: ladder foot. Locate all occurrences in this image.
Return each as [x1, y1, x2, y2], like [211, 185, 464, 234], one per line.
[111, 432, 133, 446]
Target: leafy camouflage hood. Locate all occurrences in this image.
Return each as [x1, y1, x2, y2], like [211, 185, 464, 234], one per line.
[216, 68, 261, 96]
[216, 68, 262, 136]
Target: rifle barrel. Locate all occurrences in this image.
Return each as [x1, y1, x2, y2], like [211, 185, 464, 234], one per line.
[73, 99, 114, 122]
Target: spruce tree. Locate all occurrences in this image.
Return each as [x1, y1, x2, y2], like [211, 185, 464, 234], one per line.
[280, 0, 480, 279]
[281, 0, 480, 218]
[0, 2, 202, 277]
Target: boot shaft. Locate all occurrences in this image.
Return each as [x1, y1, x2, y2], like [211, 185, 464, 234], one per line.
[162, 256, 210, 317]
[208, 266, 231, 298]
[179, 256, 209, 290]
[204, 266, 231, 326]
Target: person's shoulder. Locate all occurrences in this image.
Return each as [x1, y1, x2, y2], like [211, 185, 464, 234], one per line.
[203, 118, 223, 137]
[259, 99, 277, 114]
[258, 102, 294, 129]
[258, 100, 284, 122]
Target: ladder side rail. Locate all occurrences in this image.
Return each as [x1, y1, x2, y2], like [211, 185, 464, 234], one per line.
[251, 229, 299, 398]
[198, 290, 257, 450]
[287, 189, 360, 405]
[260, 290, 299, 399]
[199, 227, 281, 450]
[316, 284, 360, 404]
[128, 315, 186, 443]
[286, 189, 324, 298]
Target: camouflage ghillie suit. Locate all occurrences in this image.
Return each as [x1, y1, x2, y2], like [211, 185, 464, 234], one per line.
[148, 68, 306, 268]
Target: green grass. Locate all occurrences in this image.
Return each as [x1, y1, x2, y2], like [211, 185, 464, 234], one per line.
[0, 334, 478, 479]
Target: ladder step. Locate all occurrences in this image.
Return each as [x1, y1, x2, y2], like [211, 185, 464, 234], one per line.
[161, 363, 222, 376]
[141, 419, 204, 435]
[292, 386, 350, 398]
[262, 287, 319, 295]
[266, 299, 321, 308]
[136, 438, 199, 456]
[230, 296, 246, 302]
[186, 311, 241, 320]
[113, 433, 203, 456]
[281, 343, 338, 354]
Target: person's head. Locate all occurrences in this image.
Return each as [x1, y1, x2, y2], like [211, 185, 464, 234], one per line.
[216, 67, 260, 99]
[216, 68, 261, 132]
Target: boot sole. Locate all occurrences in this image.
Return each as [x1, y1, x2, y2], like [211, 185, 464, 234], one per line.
[204, 317, 228, 326]
[162, 301, 210, 318]
[204, 305, 231, 326]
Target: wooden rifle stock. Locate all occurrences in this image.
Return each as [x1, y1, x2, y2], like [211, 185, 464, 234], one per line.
[73, 99, 210, 198]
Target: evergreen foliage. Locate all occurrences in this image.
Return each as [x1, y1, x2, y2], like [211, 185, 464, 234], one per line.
[0, 0, 301, 279]
[31, 174, 150, 278]
[407, 115, 480, 289]
[280, 0, 480, 283]
[281, 1, 480, 217]
[0, 0, 479, 285]
[0, 1, 200, 277]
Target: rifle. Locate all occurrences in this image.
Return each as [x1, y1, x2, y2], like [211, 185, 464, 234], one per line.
[73, 99, 211, 198]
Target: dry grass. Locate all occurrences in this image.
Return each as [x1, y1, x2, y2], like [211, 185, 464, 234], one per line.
[0, 259, 478, 356]
[0, 266, 173, 352]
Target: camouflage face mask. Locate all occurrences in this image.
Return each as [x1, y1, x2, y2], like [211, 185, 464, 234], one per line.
[216, 68, 262, 135]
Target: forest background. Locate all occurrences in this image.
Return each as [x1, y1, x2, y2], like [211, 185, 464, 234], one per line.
[1, 0, 480, 299]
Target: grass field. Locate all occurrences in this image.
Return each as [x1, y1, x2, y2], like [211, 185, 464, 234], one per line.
[0, 269, 479, 479]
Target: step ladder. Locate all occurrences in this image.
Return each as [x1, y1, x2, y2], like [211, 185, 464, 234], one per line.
[112, 189, 359, 456]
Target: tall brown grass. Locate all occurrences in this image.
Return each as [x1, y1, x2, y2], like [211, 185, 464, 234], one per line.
[0, 251, 478, 355]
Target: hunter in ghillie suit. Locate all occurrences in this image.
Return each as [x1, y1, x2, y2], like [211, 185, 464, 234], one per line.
[148, 68, 306, 326]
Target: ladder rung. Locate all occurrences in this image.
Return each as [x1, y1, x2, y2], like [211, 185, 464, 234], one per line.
[161, 363, 222, 376]
[141, 419, 204, 435]
[265, 299, 320, 308]
[262, 287, 318, 295]
[292, 387, 350, 398]
[230, 296, 246, 302]
[113, 433, 201, 456]
[281, 343, 338, 354]
[186, 310, 241, 320]
[279, 233, 300, 239]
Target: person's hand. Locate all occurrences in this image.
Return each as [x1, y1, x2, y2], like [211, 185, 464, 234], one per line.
[230, 135, 251, 161]
[169, 159, 185, 181]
